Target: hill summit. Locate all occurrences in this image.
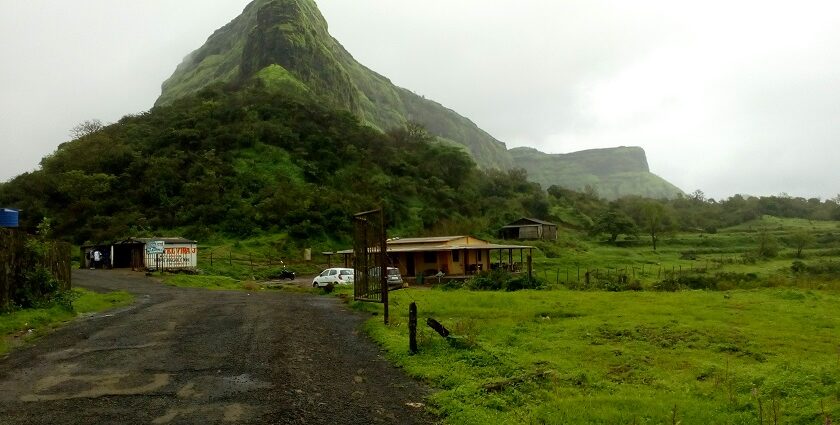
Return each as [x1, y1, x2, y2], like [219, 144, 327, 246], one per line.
[157, 0, 683, 199]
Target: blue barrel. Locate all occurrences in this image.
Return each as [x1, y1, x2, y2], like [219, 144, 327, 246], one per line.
[0, 209, 19, 228]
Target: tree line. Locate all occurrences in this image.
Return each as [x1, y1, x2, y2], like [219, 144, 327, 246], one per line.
[1, 80, 837, 252]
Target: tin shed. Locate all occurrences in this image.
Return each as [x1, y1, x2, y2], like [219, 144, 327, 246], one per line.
[500, 218, 559, 241]
[109, 237, 198, 271]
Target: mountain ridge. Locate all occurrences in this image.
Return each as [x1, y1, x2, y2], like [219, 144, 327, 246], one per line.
[157, 0, 682, 199]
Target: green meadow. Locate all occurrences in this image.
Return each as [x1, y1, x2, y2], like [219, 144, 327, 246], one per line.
[361, 287, 839, 424]
[354, 217, 840, 424]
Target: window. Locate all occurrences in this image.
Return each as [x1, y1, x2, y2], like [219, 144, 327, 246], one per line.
[453, 251, 460, 262]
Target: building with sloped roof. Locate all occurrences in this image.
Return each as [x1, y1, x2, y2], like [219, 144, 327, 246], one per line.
[500, 218, 558, 241]
[335, 236, 533, 278]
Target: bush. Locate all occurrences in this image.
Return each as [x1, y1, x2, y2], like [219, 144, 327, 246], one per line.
[680, 251, 698, 260]
[791, 260, 807, 274]
[465, 270, 544, 292]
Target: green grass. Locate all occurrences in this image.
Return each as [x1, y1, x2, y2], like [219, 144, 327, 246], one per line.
[528, 216, 840, 290]
[349, 217, 840, 423]
[0, 288, 134, 355]
[361, 288, 840, 424]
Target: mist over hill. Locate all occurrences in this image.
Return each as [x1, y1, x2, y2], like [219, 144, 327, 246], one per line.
[511, 146, 683, 200]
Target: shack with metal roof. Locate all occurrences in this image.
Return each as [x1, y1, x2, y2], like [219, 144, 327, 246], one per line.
[82, 237, 198, 271]
[500, 217, 559, 241]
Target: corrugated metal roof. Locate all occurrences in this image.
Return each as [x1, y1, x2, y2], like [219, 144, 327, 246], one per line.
[388, 236, 463, 244]
[336, 236, 534, 254]
[131, 237, 197, 244]
[508, 217, 557, 226]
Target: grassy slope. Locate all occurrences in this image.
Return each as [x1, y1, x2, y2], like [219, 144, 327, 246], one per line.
[530, 215, 840, 289]
[0, 289, 134, 355]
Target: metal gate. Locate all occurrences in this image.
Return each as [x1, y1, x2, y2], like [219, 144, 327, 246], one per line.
[353, 209, 388, 323]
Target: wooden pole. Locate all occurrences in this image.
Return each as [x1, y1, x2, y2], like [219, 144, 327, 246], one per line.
[409, 302, 418, 354]
[381, 209, 388, 325]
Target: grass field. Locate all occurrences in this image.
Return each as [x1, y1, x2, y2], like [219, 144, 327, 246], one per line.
[360, 288, 840, 424]
[0, 288, 134, 355]
[348, 217, 840, 424]
[528, 216, 840, 291]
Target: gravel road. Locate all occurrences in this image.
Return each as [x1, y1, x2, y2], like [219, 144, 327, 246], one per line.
[0, 270, 435, 424]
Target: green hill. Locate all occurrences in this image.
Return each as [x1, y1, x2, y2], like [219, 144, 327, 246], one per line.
[511, 146, 684, 200]
[156, 0, 684, 199]
[0, 85, 552, 244]
[156, 0, 512, 170]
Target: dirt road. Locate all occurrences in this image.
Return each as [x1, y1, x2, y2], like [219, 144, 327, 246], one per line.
[0, 270, 434, 424]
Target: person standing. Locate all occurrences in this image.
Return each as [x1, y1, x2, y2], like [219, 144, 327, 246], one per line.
[93, 249, 102, 270]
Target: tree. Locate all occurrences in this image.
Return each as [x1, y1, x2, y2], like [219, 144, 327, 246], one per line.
[755, 228, 780, 258]
[641, 202, 673, 251]
[689, 189, 706, 203]
[590, 210, 637, 243]
[788, 230, 815, 258]
[69, 119, 104, 140]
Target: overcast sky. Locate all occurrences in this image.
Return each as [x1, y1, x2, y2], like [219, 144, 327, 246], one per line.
[1, 1, 839, 200]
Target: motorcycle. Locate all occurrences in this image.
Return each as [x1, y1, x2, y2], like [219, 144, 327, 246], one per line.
[271, 261, 296, 280]
[276, 267, 296, 280]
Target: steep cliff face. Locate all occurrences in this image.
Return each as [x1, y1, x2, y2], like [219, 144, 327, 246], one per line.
[157, 0, 683, 198]
[510, 146, 684, 200]
[157, 0, 512, 169]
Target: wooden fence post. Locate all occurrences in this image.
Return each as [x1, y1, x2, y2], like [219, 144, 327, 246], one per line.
[409, 302, 418, 354]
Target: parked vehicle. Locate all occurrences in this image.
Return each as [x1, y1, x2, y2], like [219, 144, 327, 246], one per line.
[269, 262, 296, 280]
[312, 268, 355, 287]
[369, 266, 404, 288]
[273, 267, 296, 280]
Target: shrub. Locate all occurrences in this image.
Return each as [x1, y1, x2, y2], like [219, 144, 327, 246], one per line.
[465, 270, 544, 292]
[791, 260, 807, 274]
[680, 251, 698, 260]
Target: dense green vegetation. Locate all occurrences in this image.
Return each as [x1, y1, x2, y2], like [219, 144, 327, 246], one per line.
[0, 288, 133, 355]
[0, 84, 548, 248]
[155, 0, 684, 198]
[157, 0, 513, 170]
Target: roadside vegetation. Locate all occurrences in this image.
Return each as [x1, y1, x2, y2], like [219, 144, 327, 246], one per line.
[0, 288, 133, 355]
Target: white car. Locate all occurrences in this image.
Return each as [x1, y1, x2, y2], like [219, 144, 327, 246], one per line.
[312, 268, 355, 287]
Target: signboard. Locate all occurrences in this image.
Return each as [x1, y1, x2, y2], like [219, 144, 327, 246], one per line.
[146, 241, 165, 254]
[144, 242, 198, 270]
